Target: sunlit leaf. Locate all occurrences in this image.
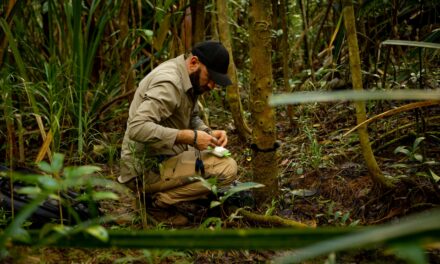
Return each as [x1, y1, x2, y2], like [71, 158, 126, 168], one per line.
[17, 187, 41, 195]
[51, 153, 64, 174]
[38, 161, 53, 174]
[413, 154, 423, 162]
[273, 209, 440, 263]
[63, 165, 101, 179]
[269, 90, 440, 106]
[92, 191, 119, 201]
[413, 137, 425, 150]
[430, 170, 440, 183]
[37, 176, 59, 190]
[86, 225, 108, 242]
[210, 201, 222, 208]
[290, 188, 317, 197]
[381, 40, 440, 49]
[394, 146, 410, 156]
[53, 224, 72, 235]
[219, 182, 265, 203]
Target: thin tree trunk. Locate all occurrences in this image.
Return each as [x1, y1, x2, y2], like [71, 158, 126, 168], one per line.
[0, 0, 17, 65]
[342, 0, 393, 188]
[249, 0, 279, 204]
[182, 6, 192, 52]
[298, 0, 314, 80]
[210, 1, 219, 40]
[119, 0, 135, 94]
[312, 0, 332, 59]
[217, 0, 251, 140]
[191, 0, 206, 44]
[280, 0, 289, 93]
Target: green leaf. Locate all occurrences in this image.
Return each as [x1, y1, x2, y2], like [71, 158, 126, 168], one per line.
[210, 201, 222, 208]
[200, 217, 222, 229]
[11, 174, 44, 184]
[37, 176, 59, 190]
[381, 40, 440, 49]
[269, 90, 440, 106]
[219, 182, 265, 203]
[10, 227, 31, 243]
[51, 153, 65, 174]
[92, 191, 119, 201]
[273, 209, 440, 263]
[429, 169, 440, 183]
[86, 225, 108, 242]
[290, 188, 317, 197]
[63, 165, 101, 179]
[17, 187, 41, 195]
[413, 154, 423, 162]
[413, 137, 425, 150]
[390, 243, 428, 264]
[394, 146, 410, 156]
[38, 161, 53, 173]
[52, 224, 72, 235]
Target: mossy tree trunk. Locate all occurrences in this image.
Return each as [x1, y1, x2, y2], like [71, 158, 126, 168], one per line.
[217, 0, 251, 141]
[249, 0, 279, 204]
[342, 0, 393, 188]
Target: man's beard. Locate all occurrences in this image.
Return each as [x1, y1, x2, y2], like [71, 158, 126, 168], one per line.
[190, 69, 209, 96]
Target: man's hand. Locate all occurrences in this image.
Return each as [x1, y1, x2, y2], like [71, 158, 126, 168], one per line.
[176, 129, 223, 150]
[211, 130, 228, 147]
[195, 130, 220, 150]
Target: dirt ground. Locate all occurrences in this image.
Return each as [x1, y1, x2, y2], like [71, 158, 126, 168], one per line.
[3, 99, 440, 263]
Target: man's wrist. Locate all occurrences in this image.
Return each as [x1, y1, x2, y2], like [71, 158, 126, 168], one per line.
[203, 128, 212, 135]
[193, 130, 198, 147]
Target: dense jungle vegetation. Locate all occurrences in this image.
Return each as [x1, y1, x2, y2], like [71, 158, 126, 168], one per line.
[1, 0, 440, 263]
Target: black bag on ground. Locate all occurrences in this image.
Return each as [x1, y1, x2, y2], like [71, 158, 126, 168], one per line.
[0, 166, 98, 227]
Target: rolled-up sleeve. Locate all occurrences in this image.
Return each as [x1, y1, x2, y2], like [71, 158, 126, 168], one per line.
[190, 103, 210, 131]
[127, 82, 179, 150]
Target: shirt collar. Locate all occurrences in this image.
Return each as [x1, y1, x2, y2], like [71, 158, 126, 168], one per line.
[176, 54, 192, 92]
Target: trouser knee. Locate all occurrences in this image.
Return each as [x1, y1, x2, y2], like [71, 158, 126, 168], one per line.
[218, 157, 238, 185]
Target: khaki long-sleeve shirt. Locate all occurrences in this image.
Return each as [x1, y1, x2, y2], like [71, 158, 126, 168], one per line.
[118, 55, 209, 183]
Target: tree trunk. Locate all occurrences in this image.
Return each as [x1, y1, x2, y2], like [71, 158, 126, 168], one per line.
[298, 0, 310, 69]
[191, 0, 206, 44]
[216, 0, 251, 141]
[249, 0, 279, 204]
[342, 0, 393, 188]
[119, 0, 135, 94]
[182, 6, 192, 52]
[280, 0, 289, 93]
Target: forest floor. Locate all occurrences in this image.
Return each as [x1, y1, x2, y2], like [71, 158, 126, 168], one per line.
[4, 95, 440, 263]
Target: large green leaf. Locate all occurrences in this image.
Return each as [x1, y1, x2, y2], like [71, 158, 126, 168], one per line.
[219, 182, 265, 203]
[269, 90, 440, 106]
[273, 209, 440, 263]
[381, 40, 440, 49]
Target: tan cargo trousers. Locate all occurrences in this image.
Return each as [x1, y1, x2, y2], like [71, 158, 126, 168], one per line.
[126, 150, 238, 206]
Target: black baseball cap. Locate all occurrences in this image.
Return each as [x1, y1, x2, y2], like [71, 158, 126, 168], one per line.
[192, 41, 232, 87]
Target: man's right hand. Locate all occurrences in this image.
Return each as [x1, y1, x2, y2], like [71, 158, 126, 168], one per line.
[176, 129, 219, 150]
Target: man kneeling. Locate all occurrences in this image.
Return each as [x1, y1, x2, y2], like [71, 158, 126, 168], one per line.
[118, 41, 238, 225]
